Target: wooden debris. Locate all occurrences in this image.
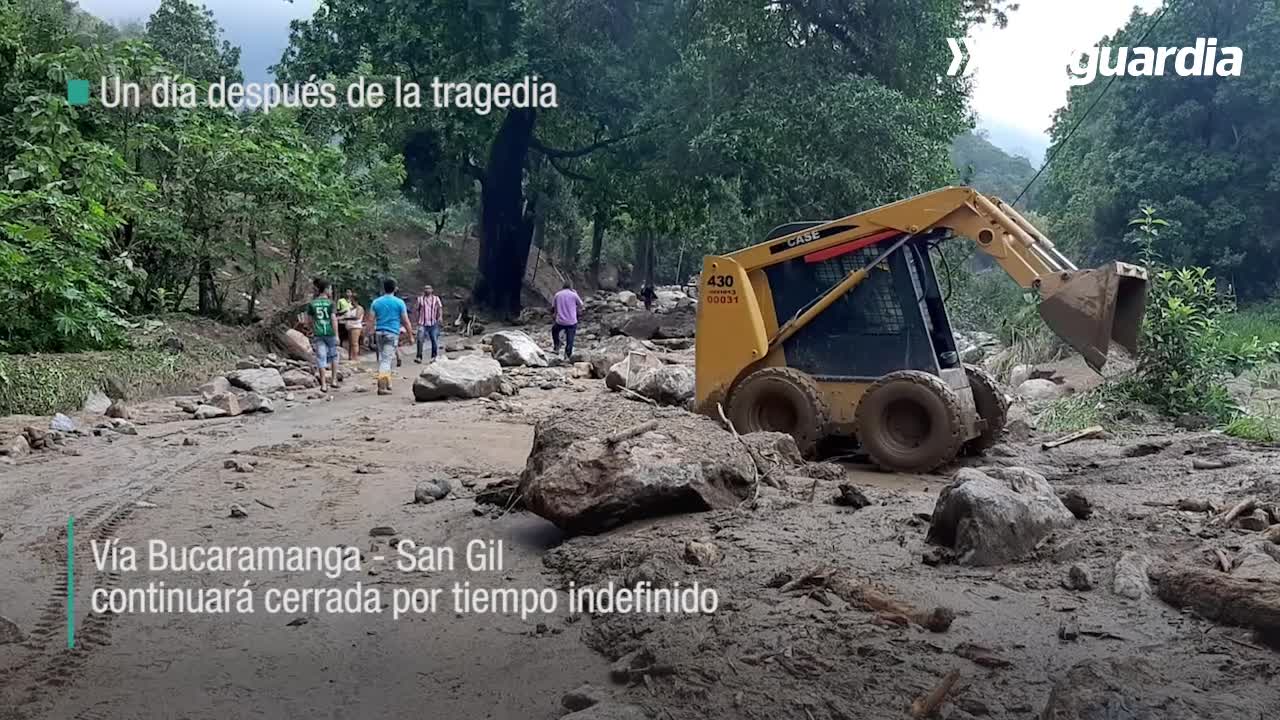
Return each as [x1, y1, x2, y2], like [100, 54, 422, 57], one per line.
[1149, 564, 1280, 636]
[618, 387, 657, 405]
[1177, 498, 1216, 513]
[253, 498, 276, 510]
[953, 642, 1010, 668]
[1040, 425, 1104, 450]
[605, 419, 659, 446]
[1192, 457, 1239, 470]
[775, 565, 954, 631]
[910, 669, 960, 718]
[1263, 525, 1280, 545]
[1214, 548, 1233, 573]
[1216, 497, 1260, 527]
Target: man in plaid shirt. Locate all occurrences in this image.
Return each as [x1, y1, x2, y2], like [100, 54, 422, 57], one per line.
[414, 284, 445, 362]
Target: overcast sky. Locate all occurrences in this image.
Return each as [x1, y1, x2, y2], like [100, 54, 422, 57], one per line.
[79, 0, 1160, 159]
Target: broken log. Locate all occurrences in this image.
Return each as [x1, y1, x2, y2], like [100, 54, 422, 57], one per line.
[910, 669, 961, 718]
[604, 420, 659, 446]
[1216, 497, 1259, 527]
[1213, 548, 1232, 573]
[1149, 564, 1280, 637]
[826, 576, 955, 632]
[1040, 425, 1104, 450]
[619, 387, 657, 405]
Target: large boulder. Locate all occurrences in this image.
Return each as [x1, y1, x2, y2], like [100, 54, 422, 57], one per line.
[605, 352, 663, 391]
[926, 466, 1076, 565]
[615, 290, 639, 307]
[586, 336, 650, 379]
[519, 405, 783, 534]
[281, 368, 318, 389]
[413, 356, 503, 401]
[207, 392, 242, 417]
[604, 311, 661, 340]
[198, 376, 232, 398]
[280, 328, 314, 362]
[632, 366, 695, 406]
[226, 368, 286, 394]
[1017, 378, 1066, 402]
[654, 309, 696, 339]
[489, 330, 549, 368]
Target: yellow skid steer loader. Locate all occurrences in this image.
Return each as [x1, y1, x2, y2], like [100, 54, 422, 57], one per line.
[694, 186, 1148, 472]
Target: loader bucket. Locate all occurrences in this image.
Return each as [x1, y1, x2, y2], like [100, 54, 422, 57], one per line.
[1038, 262, 1149, 372]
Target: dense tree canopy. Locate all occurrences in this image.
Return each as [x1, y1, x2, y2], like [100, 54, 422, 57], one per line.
[0, 0, 402, 352]
[1037, 0, 1280, 300]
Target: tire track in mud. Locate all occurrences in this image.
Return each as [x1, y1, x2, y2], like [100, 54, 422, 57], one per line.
[13, 452, 201, 708]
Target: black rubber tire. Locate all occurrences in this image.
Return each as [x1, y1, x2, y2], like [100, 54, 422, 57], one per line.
[962, 364, 1008, 455]
[728, 367, 828, 457]
[855, 370, 964, 473]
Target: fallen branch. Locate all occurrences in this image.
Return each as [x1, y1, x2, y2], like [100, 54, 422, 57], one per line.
[1216, 497, 1259, 527]
[910, 669, 961, 718]
[778, 567, 954, 632]
[619, 387, 656, 405]
[716, 402, 766, 507]
[1214, 548, 1233, 573]
[605, 420, 659, 446]
[1149, 564, 1280, 636]
[254, 498, 276, 510]
[1041, 425, 1104, 450]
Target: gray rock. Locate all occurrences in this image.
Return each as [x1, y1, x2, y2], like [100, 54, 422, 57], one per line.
[604, 311, 661, 340]
[0, 615, 25, 644]
[683, 539, 723, 566]
[1057, 488, 1094, 520]
[1008, 364, 1034, 389]
[1112, 551, 1153, 600]
[415, 477, 453, 503]
[560, 703, 648, 720]
[632, 365, 695, 406]
[82, 388, 112, 414]
[194, 404, 229, 420]
[208, 392, 242, 417]
[926, 466, 1076, 566]
[1062, 564, 1094, 591]
[229, 503, 248, 518]
[586, 335, 650, 379]
[1236, 509, 1271, 532]
[1230, 541, 1280, 583]
[413, 356, 503, 401]
[198, 376, 232, 397]
[3, 434, 31, 457]
[1016, 378, 1065, 402]
[235, 358, 261, 370]
[224, 459, 254, 473]
[518, 409, 788, 534]
[50, 413, 78, 433]
[281, 368, 319, 389]
[280, 328, 315, 362]
[175, 398, 200, 413]
[605, 352, 662, 391]
[108, 419, 137, 435]
[489, 330, 549, 368]
[562, 683, 609, 712]
[105, 399, 131, 419]
[226, 368, 286, 394]
[240, 393, 274, 414]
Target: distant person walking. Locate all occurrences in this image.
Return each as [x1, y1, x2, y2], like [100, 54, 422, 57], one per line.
[306, 277, 340, 392]
[338, 289, 364, 362]
[370, 278, 411, 395]
[551, 281, 584, 360]
[414, 285, 444, 363]
[640, 283, 658, 312]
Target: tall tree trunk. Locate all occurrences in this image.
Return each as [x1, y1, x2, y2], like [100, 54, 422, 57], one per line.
[473, 108, 537, 319]
[197, 256, 215, 316]
[589, 199, 607, 286]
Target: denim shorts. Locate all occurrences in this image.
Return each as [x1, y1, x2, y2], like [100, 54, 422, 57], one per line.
[311, 335, 338, 368]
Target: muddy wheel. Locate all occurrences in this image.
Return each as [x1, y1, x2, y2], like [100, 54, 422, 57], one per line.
[728, 367, 828, 456]
[962, 364, 1008, 455]
[855, 370, 964, 473]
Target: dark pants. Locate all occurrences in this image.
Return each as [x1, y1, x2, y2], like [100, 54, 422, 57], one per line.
[552, 323, 577, 358]
[416, 324, 440, 360]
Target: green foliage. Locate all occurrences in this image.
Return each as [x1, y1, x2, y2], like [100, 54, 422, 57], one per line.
[1224, 414, 1280, 443]
[1037, 1, 1280, 300]
[1220, 301, 1280, 368]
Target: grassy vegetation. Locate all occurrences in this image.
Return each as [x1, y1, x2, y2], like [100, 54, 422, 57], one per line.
[1224, 414, 1280, 442]
[0, 317, 241, 416]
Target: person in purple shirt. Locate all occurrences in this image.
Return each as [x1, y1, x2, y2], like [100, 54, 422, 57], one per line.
[551, 281, 584, 360]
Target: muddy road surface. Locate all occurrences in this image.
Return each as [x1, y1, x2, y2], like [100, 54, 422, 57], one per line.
[2, 361, 1280, 720]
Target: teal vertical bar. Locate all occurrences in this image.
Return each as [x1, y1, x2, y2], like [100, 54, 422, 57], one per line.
[67, 516, 75, 649]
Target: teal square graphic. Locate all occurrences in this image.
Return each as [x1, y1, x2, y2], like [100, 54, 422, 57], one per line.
[66, 79, 90, 106]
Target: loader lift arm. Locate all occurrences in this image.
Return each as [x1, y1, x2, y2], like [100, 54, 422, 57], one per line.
[721, 186, 1148, 372]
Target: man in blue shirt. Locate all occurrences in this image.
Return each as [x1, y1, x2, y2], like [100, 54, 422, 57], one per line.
[369, 278, 411, 395]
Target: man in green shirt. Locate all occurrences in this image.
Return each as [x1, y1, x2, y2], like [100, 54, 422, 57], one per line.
[307, 277, 340, 391]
